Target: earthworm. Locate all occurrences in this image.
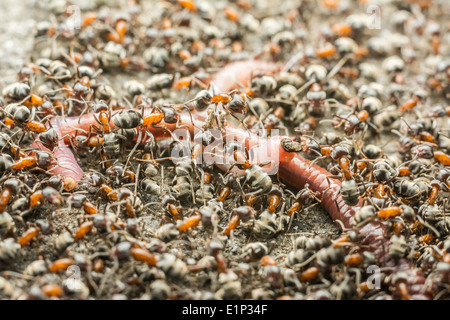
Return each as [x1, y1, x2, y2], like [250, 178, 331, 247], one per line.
[36, 59, 281, 181]
[48, 118, 85, 181]
[34, 109, 431, 298]
[211, 60, 282, 92]
[277, 145, 431, 299]
[31, 117, 84, 185]
[32, 58, 430, 299]
[359, 222, 431, 299]
[212, 60, 431, 298]
[35, 111, 350, 219]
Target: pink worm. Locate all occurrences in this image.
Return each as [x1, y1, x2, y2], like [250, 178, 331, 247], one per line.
[36, 60, 280, 182]
[48, 118, 85, 181]
[211, 60, 282, 92]
[33, 60, 431, 298]
[279, 149, 431, 299]
[212, 61, 431, 298]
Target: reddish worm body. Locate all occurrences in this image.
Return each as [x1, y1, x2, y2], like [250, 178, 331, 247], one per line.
[211, 60, 282, 91]
[33, 60, 431, 299]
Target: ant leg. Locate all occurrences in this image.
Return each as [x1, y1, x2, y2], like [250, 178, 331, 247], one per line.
[307, 155, 327, 170]
[326, 54, 350, 80]
[228, 112, 251, 138]
[14, 130, 28, 147]
[124, 129, 142, 172]
[175, 110, 198, 130]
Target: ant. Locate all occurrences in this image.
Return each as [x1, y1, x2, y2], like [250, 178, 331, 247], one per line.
[302, 138, 361, 206]
[180, 82, 250, 132]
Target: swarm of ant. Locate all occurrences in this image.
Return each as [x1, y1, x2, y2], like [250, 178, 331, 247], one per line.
[0, 0, 449, 300]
